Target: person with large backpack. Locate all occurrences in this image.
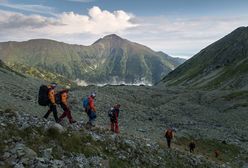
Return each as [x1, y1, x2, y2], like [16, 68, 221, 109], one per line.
[109, 104, 121, 133]
[42, 82, 59, 122]
[57, 88, 76, 124]
[83, 92, 97, 127]
[165, 128, 174, 148]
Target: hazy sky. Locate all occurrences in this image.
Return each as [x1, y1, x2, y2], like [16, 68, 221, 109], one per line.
[0, 0, 248, 58]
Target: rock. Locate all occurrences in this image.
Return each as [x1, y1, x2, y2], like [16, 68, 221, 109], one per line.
[45, 123, 65, 133]
[51, 159, 64, 168]
[0, 123, 6, 127]
[14, 163, 25, 168]
[3, 152, 11, 158]
[42, 148, 53, 160]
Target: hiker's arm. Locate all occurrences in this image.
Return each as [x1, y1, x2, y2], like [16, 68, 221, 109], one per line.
[92, 107, 96, 112]
[48, 90, 56, 105]
[61, 93, 68, 106]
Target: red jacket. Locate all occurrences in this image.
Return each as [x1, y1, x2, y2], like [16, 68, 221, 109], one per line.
[88, 96, 96, 112]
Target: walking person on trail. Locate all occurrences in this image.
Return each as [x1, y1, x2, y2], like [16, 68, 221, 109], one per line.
[57, 87, 76, 124]
[83, 92, 97, 127]
[189, 141, 196, 153]
[40, 82, 59, 122]
[165, 128, 174, 148]
[109, 104, 121, 134]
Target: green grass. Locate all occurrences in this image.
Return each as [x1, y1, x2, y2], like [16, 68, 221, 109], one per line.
[174, 137, 244, 168]
[109, 158, 132, 168]
[222, 91, 248, 101]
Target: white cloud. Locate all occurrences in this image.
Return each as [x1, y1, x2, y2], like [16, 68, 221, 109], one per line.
[50, 6, 137, 35]
[122, 16, 248, 58]
[0, 5, 247, 59]
[0, 6, 136, 41]
[0, 1, 56, 16]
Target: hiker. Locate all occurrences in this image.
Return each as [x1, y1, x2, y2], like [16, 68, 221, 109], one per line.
[109, 104, 121, 133]
[58, 88, 76, 124]
[165, 128, 174, 148]
[189, 141, 196, 153]
[85, 92, 97, 127]
[43, 83, 59, 122]
[214, 150, 220, 158]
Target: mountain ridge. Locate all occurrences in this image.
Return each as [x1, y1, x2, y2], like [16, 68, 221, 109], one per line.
[159, 26, 248, 89]
[0, 34, 185, 85]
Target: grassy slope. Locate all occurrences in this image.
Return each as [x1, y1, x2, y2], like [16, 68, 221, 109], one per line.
[160, 27, 248, 89]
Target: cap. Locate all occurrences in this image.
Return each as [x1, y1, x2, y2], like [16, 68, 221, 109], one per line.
[50, 82, 57, 88]
[91, 92, 96, 97]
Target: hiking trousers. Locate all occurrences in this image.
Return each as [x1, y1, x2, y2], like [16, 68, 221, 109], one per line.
[44, 103, 59, 122]
[59, 103, 73, 123]
[166, 138, 171, 148]
[110, 115, 119, 133]
[87, 109, 96, 124]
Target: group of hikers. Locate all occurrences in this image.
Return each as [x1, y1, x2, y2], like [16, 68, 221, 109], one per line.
[38, 82, 120, 133]
[39, 82, 221, 156]
[165, 128, 196, 153]
[164, 128, 221, 158]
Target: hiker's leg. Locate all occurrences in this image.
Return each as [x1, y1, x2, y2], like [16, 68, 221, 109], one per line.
[111, 121, 115, 131]
[115, 116, 119, 133]
[167, 138, 171, 148]
[44, 105, 52, 118]
[51, 104, 59, 122]
[59, 104, 67, 120]
[90, 111, 96, 123]
[88, 110, 91, 122]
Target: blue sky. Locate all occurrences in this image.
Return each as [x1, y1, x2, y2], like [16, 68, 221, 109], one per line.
[0, 0, 248, 58]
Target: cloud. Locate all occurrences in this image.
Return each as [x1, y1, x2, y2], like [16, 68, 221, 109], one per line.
[122, 15, 248, 58]
[0, 10, 60, 30]
[0, 5, 247, 59]
[0, 1, 56, 16]
[0, 6, 136, 37]
[50, 6, 136, 35]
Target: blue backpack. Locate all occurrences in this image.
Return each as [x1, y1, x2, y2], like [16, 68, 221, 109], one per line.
[82, 97, 89, 109]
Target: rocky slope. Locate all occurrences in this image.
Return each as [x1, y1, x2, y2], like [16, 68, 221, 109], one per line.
[0, 34, 185, 85]
[0, 62, 248, 167]
[160, 26, 248, 89]
[1, 109, 246, 168]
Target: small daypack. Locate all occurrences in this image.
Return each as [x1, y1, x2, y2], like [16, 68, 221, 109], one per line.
[82, 97, 89, 109]
[108, 107, 114, 118]
[38, 85, 49, 106]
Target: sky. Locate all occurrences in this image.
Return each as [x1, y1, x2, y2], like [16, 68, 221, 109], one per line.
[0, 0, 248, 59]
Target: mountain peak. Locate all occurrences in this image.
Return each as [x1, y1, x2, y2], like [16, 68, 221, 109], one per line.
[103, 34, 123, 39]
[93, 34, 126, 45]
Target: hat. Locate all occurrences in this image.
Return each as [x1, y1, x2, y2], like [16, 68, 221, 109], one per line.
[91, 92, 96, 97]
[50, 82, 57, 88]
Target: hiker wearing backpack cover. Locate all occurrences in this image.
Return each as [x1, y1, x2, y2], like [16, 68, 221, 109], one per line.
[43, 83, 59, 122]
[58, 88, 76, 124]
[165, 128, 174, 148]
[86, 92, 97, 127]
[109, 104, 121, 133]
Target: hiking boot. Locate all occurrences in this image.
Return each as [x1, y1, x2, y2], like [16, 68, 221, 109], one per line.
[70, 120, 77, 124]
[57, 118, 62, 123]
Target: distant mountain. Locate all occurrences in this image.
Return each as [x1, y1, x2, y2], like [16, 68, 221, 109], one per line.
[0, 34, 185, 85]
[159, 26, 248, 89]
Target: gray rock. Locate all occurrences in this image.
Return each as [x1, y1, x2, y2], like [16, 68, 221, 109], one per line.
[41, 148, 53, 160]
